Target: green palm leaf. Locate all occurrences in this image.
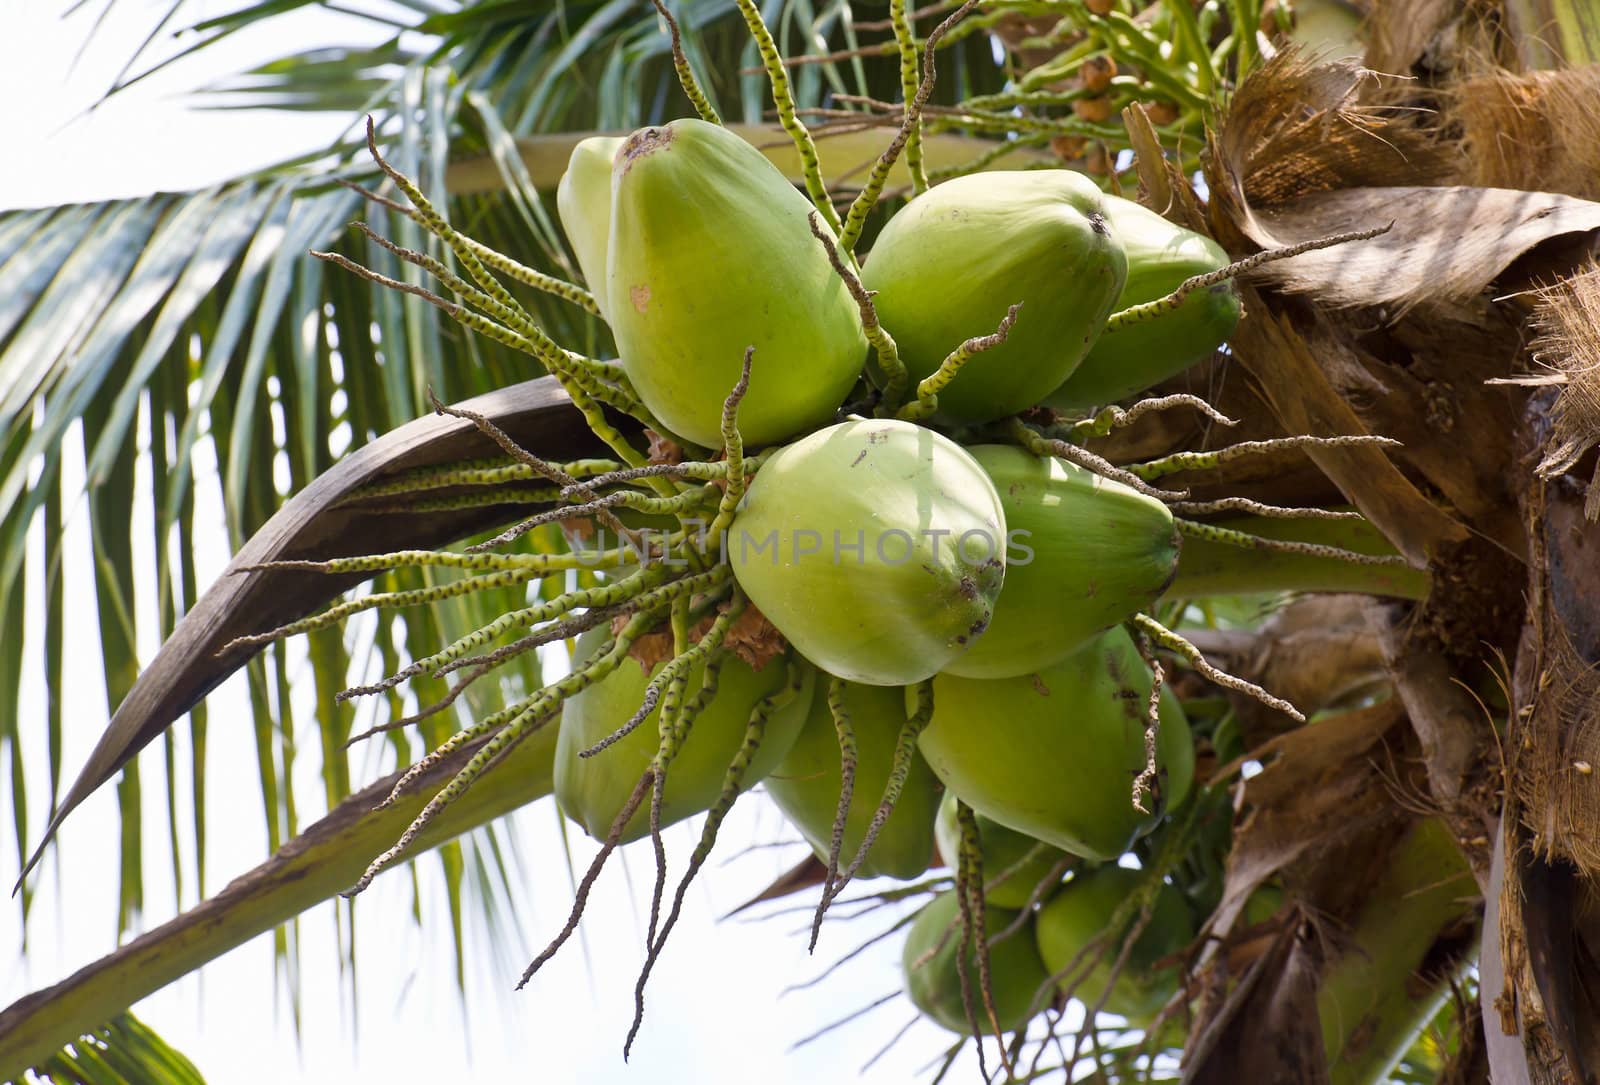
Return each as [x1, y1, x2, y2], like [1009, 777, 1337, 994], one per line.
[10, 1010, 207, 1085]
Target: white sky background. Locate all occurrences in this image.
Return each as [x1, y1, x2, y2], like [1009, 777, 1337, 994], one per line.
[0, 3, 991, 1082]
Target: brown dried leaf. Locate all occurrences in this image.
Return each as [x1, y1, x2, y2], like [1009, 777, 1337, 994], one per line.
[719, 603, 788, 672]
[1227, 294, 1470, 564]
[1184, 906, 1332, 1085]
[1204, 699, 1405, 950]
[646, 429, 686, 466]
[1207, 50, 1600, 316]
[1239, 186, 1600, 314]
[1183, 595, 1386, 732]
[1122, 102, 1206, 232]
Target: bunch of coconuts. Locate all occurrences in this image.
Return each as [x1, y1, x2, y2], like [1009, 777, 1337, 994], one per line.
[549, 118, 1246, 1036]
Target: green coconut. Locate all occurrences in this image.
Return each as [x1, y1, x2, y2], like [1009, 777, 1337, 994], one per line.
[934, 791, 1072, 909]
[902, 890, 1050, 1034]
[607, 119, 867, 448]
[860, 169, 1126, 422]
[556, 135, 624, 319]
[942, 445, 1179, 679]
[1047, 194, 1239, 410]
[554, 626, 815, 843]
[728, 419, 1006, 686]
[1034, 864, 1195, 1021]
[919, 626, 1195, 860]
[764, 681, 941, 879]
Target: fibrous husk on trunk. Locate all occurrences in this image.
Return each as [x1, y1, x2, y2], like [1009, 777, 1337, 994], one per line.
[1524, 264, 1600, 521]
[1449, 66, 1600, 200]
[1511, 411, 1600, 872]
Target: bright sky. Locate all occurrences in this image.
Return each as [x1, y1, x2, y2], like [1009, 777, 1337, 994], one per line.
[0, 3, 988, 1082]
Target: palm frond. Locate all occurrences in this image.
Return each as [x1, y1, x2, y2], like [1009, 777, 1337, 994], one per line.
[8, 1011, 206, 1085]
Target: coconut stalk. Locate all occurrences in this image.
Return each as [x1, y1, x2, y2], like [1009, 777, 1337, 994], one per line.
[0, 723, 559, 1079]
[1165, 514, 1430, 600]
[1317, 817, 1480, 1085]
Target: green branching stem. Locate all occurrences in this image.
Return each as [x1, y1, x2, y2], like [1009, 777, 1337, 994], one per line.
[223, 567, 544, 653]
[1102, 225, 1394, 335]
[837, 0, 980, 253]
[951, 810, 992, 1082]
[336, 564, 675, 703]
[348, 611, 662, 895]
[237, 549, 607, 577]
[1167, 497, 1365, 520]
[424, 393, 635, 538]
[312, 248, 651, 425]
[1130, 631, 1164, 816]
[518, 768, 656, 989]
[338, 178, 602, 316]
[346, 456, 619, 501]
[1129, 434, 1402, 482]
[705, 348, 754, 544]
[805, 212, 908, 412]
[580, 594, 745, 758]
[649, 0, 721, 124]
[1130, 612, 1305, 722]
[1065, 394, 1237, 441]
[464, 482, 719, 554]
[819, 674, 858, 937]
[375, 610, 662, 810]
[889, 0, 927, 194]
[730, 0, 841, 232]
[1173, 518, 1412, 568]
[958, 800, 1011, 1074]
[641, 593, 695, 984]
[810, 679, 934, 950]
[565, 454, 767, 495]
[363, 118, 537, 329]
[1006, 417, 1188, 502]
[898, 302, 1021, 421]
[625, 660, 807, 1057]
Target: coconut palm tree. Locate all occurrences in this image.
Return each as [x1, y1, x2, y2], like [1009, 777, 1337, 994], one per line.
[6, 0, 1600, 1081]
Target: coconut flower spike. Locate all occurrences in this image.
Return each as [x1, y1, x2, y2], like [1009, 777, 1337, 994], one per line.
[809, 678, 935, 951]
[626, 660, 807, 1058]
[805, 211, 909, 411]
[648, 0, 720, 124]
[1101, 225, 1394, 334]
[704, 347, 754, 544]
[1130, 612, 1305, 722]
[836, 0, 981, 254]
[817, 674, 859, 937]
[346, 611, 663, 896]
[898, 302, 1023, 422]
[728, 0, 839, 231]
